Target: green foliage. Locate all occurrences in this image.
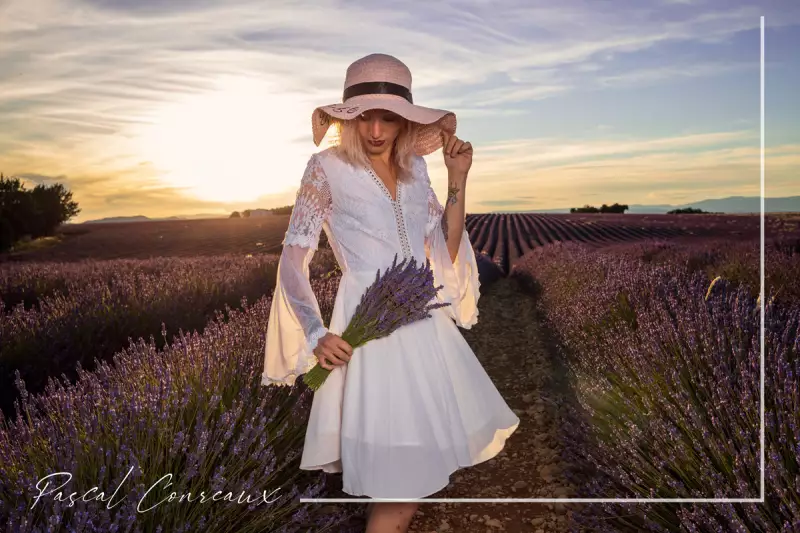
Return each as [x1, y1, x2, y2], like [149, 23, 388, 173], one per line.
[666, 207, 714, 214]
[607, 290, 638, 331]
[270, 205, 294, 215]
[0, 173, 80, 252]
[570, 202, 629, 214]
[229, 205, 293, 218]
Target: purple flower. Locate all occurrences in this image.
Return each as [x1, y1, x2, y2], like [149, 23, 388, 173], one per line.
[303, 254, 450, 391]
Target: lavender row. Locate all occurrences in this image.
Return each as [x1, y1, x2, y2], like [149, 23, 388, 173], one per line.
[511, 238, 799, 532]
[0, 270, 357, 532]
[0, 251, 341, 419]
[0, 249, 340, 312]
[598, 235, 800, 307]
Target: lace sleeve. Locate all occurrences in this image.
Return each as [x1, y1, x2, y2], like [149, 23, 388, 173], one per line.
[424, 174, 445, 240]
[283, 153, 332, 250]
[420, 156, 481, 329]
[262, 153, 333, 387]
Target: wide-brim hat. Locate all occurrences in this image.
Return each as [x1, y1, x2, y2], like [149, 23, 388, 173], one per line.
[311, 53, 457, 157]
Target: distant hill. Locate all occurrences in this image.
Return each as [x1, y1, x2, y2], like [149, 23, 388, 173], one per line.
[82, 215, 154, 224]
[80, 209, 283, 224]
[75, 195, 800, 224]
[81, 213, 230, 224]
[501, 196, 800, 214]
[665, 196, 800, 214]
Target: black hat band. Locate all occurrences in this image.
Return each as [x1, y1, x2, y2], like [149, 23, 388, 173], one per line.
[343, 81, 413, 104]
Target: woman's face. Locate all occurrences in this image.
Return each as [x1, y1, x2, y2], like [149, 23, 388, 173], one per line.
[356, 109, 403, 157]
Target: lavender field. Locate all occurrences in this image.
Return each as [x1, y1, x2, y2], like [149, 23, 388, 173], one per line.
[0, 214, 798, 532]
[0, 254, 288, 417]
[511, 235, 799, 531]
[0, 251, 351, 532]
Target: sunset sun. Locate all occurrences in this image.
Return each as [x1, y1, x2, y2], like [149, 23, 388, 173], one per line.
[137, 76, 308, 204]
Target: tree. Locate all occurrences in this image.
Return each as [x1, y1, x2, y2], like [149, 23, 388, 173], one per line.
[0, 173, 80, 252]
[29, 183, 80, 236]
[570, 202, 629, 214]
[0, 174, 33, 250]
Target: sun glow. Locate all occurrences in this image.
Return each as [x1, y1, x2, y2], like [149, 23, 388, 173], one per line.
[136, 76, 309, 203]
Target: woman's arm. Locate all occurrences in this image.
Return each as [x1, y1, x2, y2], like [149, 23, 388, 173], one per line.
[262, 153, 332, 387]
[422, 157, 480, 329]
[439, 129, 472, 264]
[441, 169, 468, 265]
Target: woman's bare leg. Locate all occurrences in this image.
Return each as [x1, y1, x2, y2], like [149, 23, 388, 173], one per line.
[365, 501, 419, 532]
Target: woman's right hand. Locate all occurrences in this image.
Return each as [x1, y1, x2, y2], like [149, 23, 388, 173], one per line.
[313, 332, 354, 370]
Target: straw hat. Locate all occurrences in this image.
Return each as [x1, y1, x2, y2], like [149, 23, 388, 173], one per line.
[311, 53, 457, 156]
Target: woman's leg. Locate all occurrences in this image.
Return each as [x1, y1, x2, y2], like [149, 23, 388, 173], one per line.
[365, 502, 419, 532]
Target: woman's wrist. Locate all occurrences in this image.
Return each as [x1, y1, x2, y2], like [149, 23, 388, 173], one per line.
[445, 172, 466, 207]
[447, 170, 468, 185]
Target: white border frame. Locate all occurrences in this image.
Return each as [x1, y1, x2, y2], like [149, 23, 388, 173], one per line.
[302, 16, 766, 505]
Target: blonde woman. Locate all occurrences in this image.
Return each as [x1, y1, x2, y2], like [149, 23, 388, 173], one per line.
[263, 53, 519, 533]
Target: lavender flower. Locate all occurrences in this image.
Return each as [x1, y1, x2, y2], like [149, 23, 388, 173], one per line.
[510, 236, 799, 531]
[303, 253, 450, 391]
[0, 253, 283, 417]
[0, 256, 356, 531]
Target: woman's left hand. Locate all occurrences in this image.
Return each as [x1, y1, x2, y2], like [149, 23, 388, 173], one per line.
[441, 132, 472, 179]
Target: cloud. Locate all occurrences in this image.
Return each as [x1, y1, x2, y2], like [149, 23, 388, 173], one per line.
[451, 138, 799, 210]
[474, 129, 760, 170]
[478, 199, 531, 208]
[14, 172, 71, 186]
[1, 0, 798, 221]
[594, 61, 757, 88]
[460, 84, 574, 107]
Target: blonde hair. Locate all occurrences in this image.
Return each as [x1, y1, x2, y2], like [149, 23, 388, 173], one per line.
[325, 114, 420, 183]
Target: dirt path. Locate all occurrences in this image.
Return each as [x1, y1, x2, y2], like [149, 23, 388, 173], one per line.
[326, 276, 591, 532]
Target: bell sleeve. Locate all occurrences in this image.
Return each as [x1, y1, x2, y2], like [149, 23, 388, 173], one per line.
[262, 153, 333, 387]
[421, 157, 481, 329]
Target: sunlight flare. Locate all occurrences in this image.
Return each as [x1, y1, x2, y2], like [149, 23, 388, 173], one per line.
[136, 76, 309, 203]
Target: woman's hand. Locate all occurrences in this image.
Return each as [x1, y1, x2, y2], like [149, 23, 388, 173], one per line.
[441, 131, 473, 180]
[313, 332, 353, 370]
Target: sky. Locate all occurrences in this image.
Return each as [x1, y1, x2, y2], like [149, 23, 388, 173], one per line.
[1, 0, 798, 223]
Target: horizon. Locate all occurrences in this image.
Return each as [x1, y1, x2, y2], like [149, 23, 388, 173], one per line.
[1, 0, 799, 224]
[69, 194, 800, 224]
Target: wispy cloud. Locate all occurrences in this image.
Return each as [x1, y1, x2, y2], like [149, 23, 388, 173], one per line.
[442, 139, 799, 210]
[475, 130, 759, 167]
[0, 0, 798, 221]
[594, 61, 757, 87]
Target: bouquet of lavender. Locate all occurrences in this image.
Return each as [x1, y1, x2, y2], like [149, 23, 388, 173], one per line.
[302, 253, 451, 391]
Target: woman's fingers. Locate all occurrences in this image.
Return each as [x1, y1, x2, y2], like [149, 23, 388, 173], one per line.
[326, 348, 349, 365]
[442, 132, 456, 156]
[316, 336, 354, 369]
[324, 352, 343, 366]
[338, 338, 354, 356]
[442, 132, 471, 158]
[334, 346, 351, 363]
[318, 355, 332, 370]
[449, 137, 459, 157]
[315, 344, 335, 369]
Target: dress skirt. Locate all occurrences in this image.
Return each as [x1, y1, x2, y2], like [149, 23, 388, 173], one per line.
[299, 269, 520, 500]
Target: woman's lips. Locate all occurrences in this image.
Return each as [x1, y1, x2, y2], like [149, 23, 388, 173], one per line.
[368, 140, 385, 147]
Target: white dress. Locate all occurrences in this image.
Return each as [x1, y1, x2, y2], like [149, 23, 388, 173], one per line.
[262, 147, 520, 499]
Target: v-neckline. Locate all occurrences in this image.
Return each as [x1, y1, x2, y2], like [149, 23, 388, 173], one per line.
[364, 164, 400, 204]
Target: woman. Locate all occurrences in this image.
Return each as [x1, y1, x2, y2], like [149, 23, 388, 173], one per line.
[262, 53, 520, 532]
